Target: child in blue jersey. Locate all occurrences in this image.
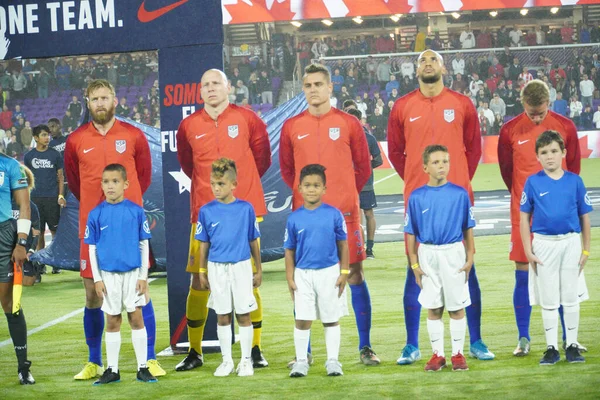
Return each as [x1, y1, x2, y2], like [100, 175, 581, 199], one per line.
[284, 164, 349, 378]
[84, 164, 156, 385]
[520, 130, 592, 366]
[404, 145, 475, 372]
[196, 158, 262, 378]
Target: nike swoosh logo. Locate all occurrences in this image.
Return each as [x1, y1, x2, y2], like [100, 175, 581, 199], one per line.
[298, 229, 305, 233]
[453, 339, 461, 341]
[195, 134, 207, 139]
[518, 140, 530, 145]
[410, 116, 421, 122]
[540, 192, 549, 197]
[462, 299, 468, 303]
[545, 328, 552, 331]
[431, 339, 440, 343]
[422, 209, 429, 214]
[100, 226, 108, 230]
[211, 222, 219, 228]
[568, 327, 576, 330]
[138, 0, 189, 23]
[298, 134, 309, 140]
[83, 148, 94, 154]
[578, 293, 585, 297]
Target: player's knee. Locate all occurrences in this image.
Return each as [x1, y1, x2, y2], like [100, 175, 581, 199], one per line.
[106, 314, 122, 331]
[217, 313, 232, 326]
[429, 307, 444, 319]
[84, 287, 102, 308]
[236, 313, 251, 327]
[295, 320, 312, 330]
[449, 309, 465, 319]
[128, 310, 145, 330]
[563, 304, 579, 313]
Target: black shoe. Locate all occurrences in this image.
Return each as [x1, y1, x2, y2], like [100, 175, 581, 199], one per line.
[52, 268, 61, 274]
[539, 346, 560, 366]
[18, 361, 35, 385]
[175, 348, 204, 371]
[366, 249, 375, 259]
[251, 345, 269, 368]
[93, 368, 120, 385]
[35, 274, 41, 284]
[137, 367, 157, 383]
[565, 344, 585, 363]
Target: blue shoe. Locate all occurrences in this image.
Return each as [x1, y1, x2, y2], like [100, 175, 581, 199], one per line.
[539, 346, 561, 365]
[396, 344, 421, 365]
[469, 339, 495, 360]
[565, 344, 585, 363]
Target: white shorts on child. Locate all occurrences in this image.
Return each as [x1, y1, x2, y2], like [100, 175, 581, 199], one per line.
[418, 242, 471, 312]
[101, 269, 147, 315]
[529, 233, 589, 309]
[207, 259, 257, 315]
[294, 264, 349, 324]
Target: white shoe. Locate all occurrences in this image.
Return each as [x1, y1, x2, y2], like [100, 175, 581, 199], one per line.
[236, 358, 254, 377]
[213, 360, 234, 377]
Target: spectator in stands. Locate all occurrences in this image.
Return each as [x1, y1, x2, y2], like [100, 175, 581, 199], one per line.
[135, 95, 146, 113]
[92, 59, 109, 80]
[141, 107, 152, 125]
[451, 73, 468, 93]
[329, 92, 338, 109]
[117, 54, 131, 86]
[234, 79, 249, 106]
[132, 111, 142, 123]
[377, 59, 392, 90]
[55, 59, 71, 90]
[460, 23, 476, 49]
[36, 67, 50, 99]
[469, 73, 483, 98]
[593, 105, 600, 128]
[354, 95, 368, 119]
[116, 97, 130, 118]
[14, 117, 25, 133]
[479, 109, 492, 136]
[344, 69, 357, 97]
[68, 95, 83, 119]
[489, 93, 506, 118]
[569, 96, 583, 126]
[413, 29, 426, 52]
[339, 86, 352, 104]
[492, 113, 504, 135]
[400, 58, 415, 81]
[452, 53, 465, 77]
[549, 65, 566, 88]
[518, 67, 533, 85]
[534, 25, 546, 46]
[498, 46, 513, 69]
[581, 105, 593, 129]
[478, 55, 491, 80]
[106, 58, 118, 88]
[509, 25, 522, 47]
[524, 29, 536, 47]
[579, 73, 595, 110]
[481, 102, 495, 126]
[62, 110, 78, 133]
[257, 70, 273, 105]
[552, 92, 568, 117]
[147, 86, 159, 105]
[561, 22, 574, 44]
[367, 106, 386, 141]
[390, 60, 401, 82]
[476, 27, 493, 49]
[13, 105, 25, 123]
[374, 98, 385, 116]
[20, 121, 33, 149]
[247, 72, 260, 105]
[332, 69, 344, 97]
[495, 79, 507, 99]
[548, 83, 557, 109]
[385, 75, 399, 97]
[388, 88, 400, 103]
[366, 56, 378, 85]
[0, 85, 5, 110]
[311, 38, 328, 59]
[508, 58, 521, 82]
[503, 80, 518, 116]
[6, 133, 23, 158]
[131, 56, 146, 86]
[497, 26, 510, 48]
[488, 57, 504, 79]
[12, 70, 27, 100]
[69, 60, 85, 89]
[0, 105, 12, 130]
[566, 79, 579, 101]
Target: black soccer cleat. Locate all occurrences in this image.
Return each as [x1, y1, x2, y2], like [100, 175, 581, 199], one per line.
[137, 367, 157, 383]
[175, 348, 204, 371]
[18, 361, 35, 385]
[93, 368, 121, 385]
[251, 345, 269, 368]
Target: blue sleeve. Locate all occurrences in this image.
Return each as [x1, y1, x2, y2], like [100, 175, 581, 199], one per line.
[334, 210, 347, 241]
[463, 191, 476, 230]
[576, 177, 593, 216]
[403, 196, 417, 236]
[248, 205, 260, 241]
[9, 161, 28, 191]
[519, 178, 534, 213]
[139, 209, 152, 240]
[194, 208, 209, 242]
[283, 217, 296, 250]
[84, 210, 98, 245]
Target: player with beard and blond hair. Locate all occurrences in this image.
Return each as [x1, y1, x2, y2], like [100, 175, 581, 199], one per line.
[64, 79, 164, 380]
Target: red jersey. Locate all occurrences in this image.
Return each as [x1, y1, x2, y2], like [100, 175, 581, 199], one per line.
[498, 111, 581, 219]
[176, 104, 271, 223]
[64, 120, 152, 238]
[387, 88, 481, 204]
[279, 108, 370, 223]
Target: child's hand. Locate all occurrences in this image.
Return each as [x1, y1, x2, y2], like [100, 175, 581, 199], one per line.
[287, 279, 297, 301]
[579, 253, 588, 274]
[335, 274, 347, 298]
[136, 279, 147, 296]
[253, 271, 262, 288]
[413, 266, 427, 289]
[525, 251, 543, 275]
[199, 273, 210, 290]
[95, 281, 106, 299]
[459, 259, 473, 283]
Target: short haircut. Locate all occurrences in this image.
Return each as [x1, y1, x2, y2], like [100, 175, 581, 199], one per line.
[303, 63, 331, 83]
[86, 79, 115, 100]
[211, 157, 237, 181]
[299, 164, 326, 185]
[346, 108, 363, 120]
[47, 117, 60, 125]
[342, 99, 357, 110]
[536, 130, 565, 153]
[21, 165, 35, 192]
[422, 144, 449, 164]
[32, 124, 49, 137]
[103, 163, 128, 180]
[521, 79, 549, 106]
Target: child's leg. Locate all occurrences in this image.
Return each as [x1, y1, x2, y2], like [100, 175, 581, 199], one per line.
[236, 313, 253, 361]
[128, 308, 147, 370]
[295, 320, 313, 362]
[217, 314, 233, 362]
[541, 308, 559, 349]
[323, 321, 340, 361]
[563, 304, 580, 347]
[105, 314, 122, 372]
[427, 308, 444, 357]
[448, 309, 466, 356]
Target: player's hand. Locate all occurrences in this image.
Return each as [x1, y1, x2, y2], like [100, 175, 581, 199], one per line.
[526, 252, 543, 275]
[335, 274, 347, 298]
[95, 281, 106, 299]
[287, 280, 297, 301]
[459, 260, 473, 283]
[136, 279, 147, 296]
[199, 273, 210, 291]
[253, 271, 262, 288]
[413, 267, 427, 289]
[579, 253, 588, 275]
[11, 245, 27, 268]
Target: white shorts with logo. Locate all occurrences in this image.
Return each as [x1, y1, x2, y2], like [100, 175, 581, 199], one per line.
[418, 242, 471, 312]
[294, 264, 349, 324]
[529, 233, 589, 309]
[208, 259, 257, 315]
[101, 269, 147, 316]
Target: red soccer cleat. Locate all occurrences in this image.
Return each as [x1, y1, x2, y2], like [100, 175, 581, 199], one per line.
[451, 352, 469, 371]
[424, 353, 446, 372]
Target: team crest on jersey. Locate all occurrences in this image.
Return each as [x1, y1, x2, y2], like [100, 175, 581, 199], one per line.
[0, 171, 4, 186]
[444, 109, 455, 122]
[520, 191, 527, 205]
[143, 220, 150, 234]
[284, 228, 288, 242]
[228, 125, 239, 138]
[329, 127, 340, 141]
[195, 223, 203, 236]
[585, 193, 592, 206]
[84, 226, 89, 239]
[469, 207, 475, 221]
[115, 140, 126, 154]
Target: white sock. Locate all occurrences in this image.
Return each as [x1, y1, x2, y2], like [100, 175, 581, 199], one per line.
[541, 308, 559, 349]
[105, 331, 121, 373]
[324, 325, 341, 361]
[131, 328, 148, 370]
[217, 324, 233, 363]
[563, 304, 580, 347]
[449, 317, 466, 356]
[294, 328, 310, 362]
[427, 319, 445, 357]
[239, 325, 253, 361]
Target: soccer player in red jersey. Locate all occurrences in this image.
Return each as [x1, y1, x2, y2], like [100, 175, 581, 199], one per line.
[279, 64, 378, 365]
[175, 69, 271, 371]
[64, 79, 162, 379]
[388, 50, 493, 365]
[498, 79, 583, 356]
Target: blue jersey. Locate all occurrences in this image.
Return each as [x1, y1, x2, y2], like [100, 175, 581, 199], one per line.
[24, 148, 63, 197]
[195, 199, 260, 263]
[49, 136, 67, 160]
[84, 199, 152, 273]
[0, 154, 28, 223]
[520, 170, 593, 235]
[283, 203, 347, 270]
[404, 183, 475, 245]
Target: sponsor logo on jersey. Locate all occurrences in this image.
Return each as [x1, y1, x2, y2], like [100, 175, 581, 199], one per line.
[31, 158, 54, 169]
[143, 220, 151, 234]
[195, 222, 203, 235]
[329, 127, 340, 141]
[228, 125, 239, 138]
[520, 191, 527, 205]
[116, 140, 127, 154]
[585, 193, 592, 206]
[444, 109, 455, 123]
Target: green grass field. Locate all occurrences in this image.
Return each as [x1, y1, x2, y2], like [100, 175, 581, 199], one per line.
[374, 159, 600, 195]
[1, 230, 599, 399]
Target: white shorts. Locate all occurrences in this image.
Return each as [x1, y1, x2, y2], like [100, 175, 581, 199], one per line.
[418, 242, 471, 312]
[529, 233, 589, 309]
[294, 264, 349, 324]
[100, 269, 147, 316]
[207, 259, 257, 315]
